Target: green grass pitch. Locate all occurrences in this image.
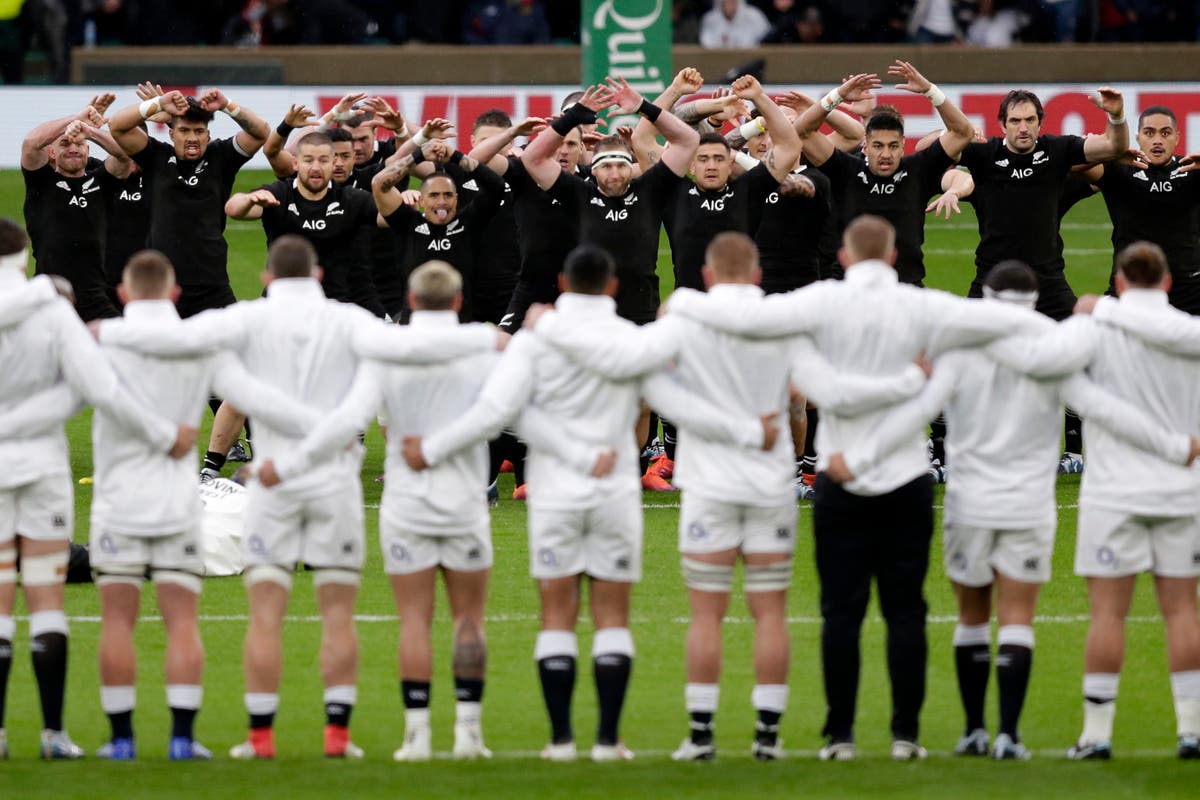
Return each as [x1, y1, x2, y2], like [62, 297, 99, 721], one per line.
[0, 168, 1194, 798]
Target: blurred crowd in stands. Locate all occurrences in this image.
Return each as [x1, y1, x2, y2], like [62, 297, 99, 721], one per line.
[1, 0, 1197, 84]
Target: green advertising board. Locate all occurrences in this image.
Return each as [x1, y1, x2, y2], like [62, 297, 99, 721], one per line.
[581, 0, 672, 123]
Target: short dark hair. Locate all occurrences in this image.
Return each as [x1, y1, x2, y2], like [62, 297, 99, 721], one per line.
[122, 249, 175, 298]
[1138, 105, 1177, 129]
[0, 217, 28, 256]
[175, 97, 214, 125]
[344, 113, 373, 130]
[868, 104, 904, 126]
[865, 112, 904, 137]
[985, 260, 1038, 293]
[1117, 241, 1167, 287]
[592, 134, 633, 157]
[998, 90, 1045, 124]
[473, 109, 513, 132]
[564, 244, 615, 294]
[561, 91, 585, 112]
[420, 172, 456, 193]
[326, 127, 353, 144]
[267, 234, 317, 279]
[697, 132, 730, 150]
[295, 131, 332, 150]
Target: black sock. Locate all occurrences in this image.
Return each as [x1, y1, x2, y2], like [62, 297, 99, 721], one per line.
[593, 653, 632, 746]
[537, 655, 576, 744]
[755, 709, 782, 746]
[325, 700, 352, 728]
[930, 414, 947, 465]
[31, 632, 67, 731]
[207, 396, 222, 416]
[249, 712, 275, 730]
[0, 636, 11, 727]
[243, 420, 253, 442]
[401, 680, 431, 710]
[802, 406, 819, 473]
[996, 644, 1033, 739]
[662, 421, 677, 462]
[454, 677, 484, 703]
[689, 711, 714, 746]
[108, 709, 133, 740]
[171, 707, 197, 739]
[203, 450, 227, 472]
[511, 439, 528, 487]
[955, 643, 990, 733]
[1064, 409, 1083, 455]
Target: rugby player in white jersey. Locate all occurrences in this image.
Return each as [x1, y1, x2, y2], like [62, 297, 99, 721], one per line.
[1065, 242, 1200, 759]
[255, 261, 504, 762]
[825, 258, 1198, 759]
[95, 235, 502, 760]
[401, 244, 778, 762]
[526, 232, 940, 760]
[0, 219, 196, 760]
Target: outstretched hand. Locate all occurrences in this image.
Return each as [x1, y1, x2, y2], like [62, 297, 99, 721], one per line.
[888, 60, 931, 94]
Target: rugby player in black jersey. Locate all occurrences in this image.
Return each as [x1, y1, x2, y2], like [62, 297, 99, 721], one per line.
[22, 95, 128, 321]
[795, 64, 976, 288]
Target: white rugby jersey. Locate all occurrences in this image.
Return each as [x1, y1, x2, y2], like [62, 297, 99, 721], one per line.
[422, 293, 763, 511]
[1080, 291, 1200, 514]
[98, 278, 497, 495]
[665, 260, 1048, 496]
[273, 310, 498, 536]
[89, 300, 322, 536]
[841, 306, 1191, 529]
[0, 270, 176, 490]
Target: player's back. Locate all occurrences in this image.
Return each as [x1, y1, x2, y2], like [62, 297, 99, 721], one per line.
[377, 313, 498, 534]
[668, 284, 794, 505]
[1082, 299, 1200, 514]
[939, 350, 1063, 531]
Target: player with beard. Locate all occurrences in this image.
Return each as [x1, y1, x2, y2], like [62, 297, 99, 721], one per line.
[794, 63, 976, 288]
[372, 142, 507, 322]
[22, 96, 128, 321]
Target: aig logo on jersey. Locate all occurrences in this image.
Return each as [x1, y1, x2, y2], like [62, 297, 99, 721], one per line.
[302, 219, 327, 231]
[428, 239, 451, 251]
[605, 209, 628, 222]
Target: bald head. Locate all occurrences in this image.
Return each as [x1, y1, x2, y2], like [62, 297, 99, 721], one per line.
[704, 231, 760, 285]
[841, 215, 896, 265]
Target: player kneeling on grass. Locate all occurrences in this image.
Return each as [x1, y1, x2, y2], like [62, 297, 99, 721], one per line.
[85, 250, 324, 760]
[258, 261, 501, 761]
[826, 258, 1199, 760]
[0, 220, 197, 760]
[1066, 242, 1200, 760]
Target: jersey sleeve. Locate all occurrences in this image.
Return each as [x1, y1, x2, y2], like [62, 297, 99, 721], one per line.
[956, 140, 989, 174]
[545, 169, 588, 212]
[1053, 134, 1089, 170]
[382, 203, 422, 237]
[741, 161, 782, 204]
[912, 138, 954, 198]
[217, 135, 254, 174]
[130, 136, 167, 172]
[817, 148, 857, 191]
[638, 159, 685, 203]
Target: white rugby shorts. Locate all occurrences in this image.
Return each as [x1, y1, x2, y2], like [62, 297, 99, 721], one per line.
[380, 518, 493, 575]
[0, 473, 73, 542]
[678, 493, 797, 556]
[527, 493, 642, 582]
[943, 522, 1054, 587]
[89, 524, 205, 577]
[242, 476, 366, 572]
[1075, 506, 1200, 578]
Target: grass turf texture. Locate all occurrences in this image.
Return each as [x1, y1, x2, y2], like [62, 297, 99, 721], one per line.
[0, 169, 1193, 798]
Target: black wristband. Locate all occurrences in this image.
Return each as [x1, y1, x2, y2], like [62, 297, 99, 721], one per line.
[638, 99, 662, 123]
[550, 102, 598, 136]
[449, 150, 464, 165]
[410, 147, 425, 165]
[275, 121, 293, 139]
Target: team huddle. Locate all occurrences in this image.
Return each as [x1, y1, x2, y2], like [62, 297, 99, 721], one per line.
[3, 63, 1200, 765]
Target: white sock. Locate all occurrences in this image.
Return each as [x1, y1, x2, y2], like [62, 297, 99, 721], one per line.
[1081, 673, 1119, 743]
[166, 684, 202, 710]
[685, 683, 719, 714]
[244, 692, 279, 716]
[751, 684, 789, 714]
[456, 701, 482, 726]
[1171, 670, 1200, 737]
[405, 707, 431, 731]
[100, 685, 136, 714]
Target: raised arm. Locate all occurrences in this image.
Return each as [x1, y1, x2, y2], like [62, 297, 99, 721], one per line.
[632, 67, 705, 168]
[1062, 374, 1195, 465]
[530, 308, 684, 380]
[98, 304, 249, 357]
[793, 74, 881, 168]
[21, 106, 102, 170]
[0, 383, 82, 439]
[1081, 88, 1129, 163]
[372, 140, 449, 217]
[264, 104, 316, 178]
[605, 76, 699, 177]
[889, 60, 973, 160]
[522, 85, 613, 189]
[984, 314, 1097, 379]
[225, 187, 280, 221]
[196, 88, 270, 157]
[351, 317, 502, 364]
[732, 75, 799, 182]
[791, 336, 929, 416]
[109, 90, 189, 156]
[778, 92, 865, 153]
[467, 116, 546, 175]
[666, 285, 828, 339]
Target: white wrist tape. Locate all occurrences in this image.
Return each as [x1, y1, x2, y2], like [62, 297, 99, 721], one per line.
[734, 150, 760, 171]
[138, 98, 162, 119]
[223, 103, 242, 119]
[738, 117, 767, 140]
[819, 90, 842, 114]
[924, 84, 946, 107]
[412, 130, 429, 147]
[1108, 114, 1126, 126]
